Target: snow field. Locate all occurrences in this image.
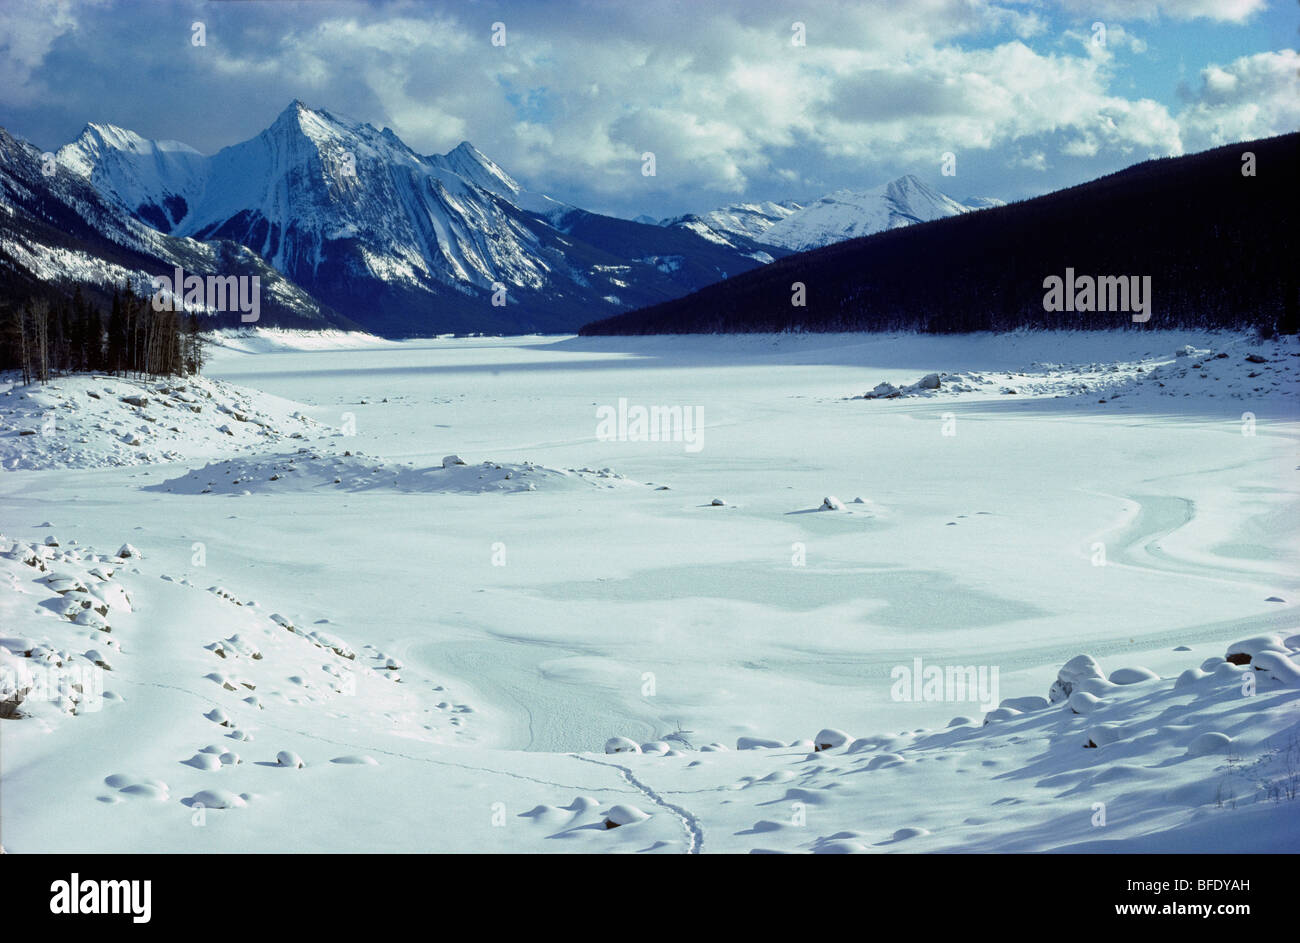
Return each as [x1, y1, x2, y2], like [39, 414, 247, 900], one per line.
[2, 328, 1297, 851]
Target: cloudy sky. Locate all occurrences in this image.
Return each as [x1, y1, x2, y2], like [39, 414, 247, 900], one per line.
[1, 0, 1296, 218]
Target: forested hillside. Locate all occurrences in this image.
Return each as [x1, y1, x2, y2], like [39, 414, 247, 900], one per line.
[581, 133, 1299, 336]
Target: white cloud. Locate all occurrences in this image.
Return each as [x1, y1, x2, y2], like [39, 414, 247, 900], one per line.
[1178, 49, 1300, 149]
[0, 0, 88, 107]
[3, 0, 1293, 215]
[1056, 0, 1267, 23]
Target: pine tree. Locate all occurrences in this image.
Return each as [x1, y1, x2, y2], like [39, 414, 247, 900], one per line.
[106, 289, 126, 374]
[184, 312, 204, 375]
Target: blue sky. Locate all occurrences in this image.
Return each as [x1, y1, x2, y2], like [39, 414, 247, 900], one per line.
[1, 0, 1295, 218]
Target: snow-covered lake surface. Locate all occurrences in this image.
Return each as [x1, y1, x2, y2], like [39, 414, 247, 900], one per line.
[2, 330, 1297, 853]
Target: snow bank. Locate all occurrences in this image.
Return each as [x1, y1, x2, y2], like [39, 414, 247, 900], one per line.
[147, 452, 652, 496]
[0, 373, 324, 470]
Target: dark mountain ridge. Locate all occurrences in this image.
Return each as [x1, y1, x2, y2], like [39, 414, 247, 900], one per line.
[580, 133, 1300, 336]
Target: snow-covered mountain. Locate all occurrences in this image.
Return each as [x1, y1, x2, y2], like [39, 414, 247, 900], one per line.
[759, 175, 985, 252]
[52, 102, 771, 335]
[663, 181, 1000, 255]
[55, 123, 208, 232]
[961, 195, 1008, 210]
[24, 102, 1007, 333]
[0, 126, 348, 329]
[659, 200, 802, 254]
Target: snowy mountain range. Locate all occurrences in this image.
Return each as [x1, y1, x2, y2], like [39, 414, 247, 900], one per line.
[658, 200, 803, 256]
[35, 101, 776, 335]
[758, 176, 1000, 251]
[2, 100, 1002, 334]
[656, 183, 1001, 254]
[0, 125, 346, 329]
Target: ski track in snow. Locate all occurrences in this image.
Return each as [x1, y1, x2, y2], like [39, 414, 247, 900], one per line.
[571, 753, 704, 854]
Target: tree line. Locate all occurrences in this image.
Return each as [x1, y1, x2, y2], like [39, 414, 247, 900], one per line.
[1, 285, 205, 385]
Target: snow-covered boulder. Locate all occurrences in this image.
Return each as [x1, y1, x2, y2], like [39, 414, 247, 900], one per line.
[1049, 654, 1105, 702]
[441, 454, 466, 467]
[1186, 732, 1233, 757]
[1068, 691, 1105, 715]
[1251, 651, 1300, 687]
[737, 736, 785, 750]
[89, 582, 131, 613]
[603, 804, 650, 828]
[1174, 667, 1212, 690]
[603, 737, 641, 755]
[1225, 634, 1288, 666]
[820, 496, 845, 511]
[190, 789, 246, 809]
[983, 707, 1021, 725]
[1084, 723, 1129, 748]
[275, 750, 304, 768]
[1109, 666, 1159, 685]
[813, 728, 854, 751]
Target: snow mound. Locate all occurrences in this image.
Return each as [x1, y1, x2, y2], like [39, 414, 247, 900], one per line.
[1186, 732, 1233, 757]
[849, 335, 1299, 407]
[736, 736, 785, 750]
[206, 328, 395, 354]
[189, 789, 247, 809]
[1109, 666, 1159, 685]
[147, 452, 651, 496]
[0, 374, 324, 470]
[603, 804, 650, 828]
[861, 372, 960, 399]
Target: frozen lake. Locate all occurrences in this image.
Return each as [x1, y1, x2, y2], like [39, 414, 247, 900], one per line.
[3, 330, 1297, 852]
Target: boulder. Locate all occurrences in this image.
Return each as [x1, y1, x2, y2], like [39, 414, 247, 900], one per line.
[1049, 654, 1105, 702]
[603, 737, 641, 755]
[813, 728, 854, 751]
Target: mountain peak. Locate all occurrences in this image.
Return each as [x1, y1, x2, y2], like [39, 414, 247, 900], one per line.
[57, 122, 204, 186]
[432, 139, 520, 198]
[75, 122, 173, 155]
[273, 98, 316, 127]
[265, 99, 362, 152]
[882, 174, 938, 197]
[759, 174, 971, 251]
